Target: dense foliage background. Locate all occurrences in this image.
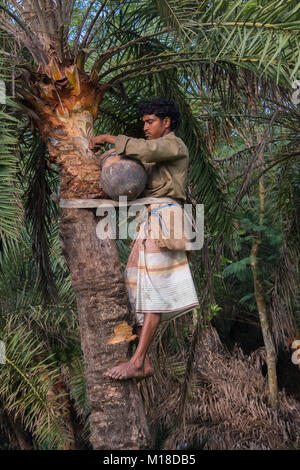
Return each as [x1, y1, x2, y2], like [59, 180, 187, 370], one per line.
[0, 0, 299, 449]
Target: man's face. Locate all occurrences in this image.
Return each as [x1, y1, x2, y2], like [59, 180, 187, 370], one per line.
[142, 114, 171, 140]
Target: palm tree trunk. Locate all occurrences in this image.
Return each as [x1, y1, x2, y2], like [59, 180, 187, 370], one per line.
[32, 70, 150, 449]
[60, 207, 150, 449]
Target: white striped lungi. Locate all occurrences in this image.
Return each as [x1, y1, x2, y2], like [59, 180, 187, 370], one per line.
[124, 203, 199, 326]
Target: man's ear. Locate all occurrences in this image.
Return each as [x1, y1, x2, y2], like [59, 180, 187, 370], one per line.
[163, 116, 171, 130]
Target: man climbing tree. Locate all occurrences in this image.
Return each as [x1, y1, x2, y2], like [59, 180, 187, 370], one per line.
[89, 97, 199, 380]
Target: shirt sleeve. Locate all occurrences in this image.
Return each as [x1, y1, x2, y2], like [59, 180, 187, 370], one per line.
[115, 134, 185, 163]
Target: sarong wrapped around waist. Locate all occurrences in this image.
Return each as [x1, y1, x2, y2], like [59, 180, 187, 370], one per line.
[124, 201, 199, 326]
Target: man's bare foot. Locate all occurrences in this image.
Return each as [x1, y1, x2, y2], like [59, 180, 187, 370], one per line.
[143, 354, 154, 377]
[105, 356, 154, 381]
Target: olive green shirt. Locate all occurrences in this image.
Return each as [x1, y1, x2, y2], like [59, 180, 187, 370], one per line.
[115, 131, 189, 202]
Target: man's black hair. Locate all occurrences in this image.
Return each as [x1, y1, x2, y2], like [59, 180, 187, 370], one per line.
[138, 97, 179, 131]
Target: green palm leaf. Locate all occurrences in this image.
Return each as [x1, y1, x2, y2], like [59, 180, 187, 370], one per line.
[0, 317, 72, 448]
[0, 46, 22, 241]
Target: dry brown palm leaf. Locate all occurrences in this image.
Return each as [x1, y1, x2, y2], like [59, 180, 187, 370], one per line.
[143, 326, 300, 450]
[163, 327, 300, 450]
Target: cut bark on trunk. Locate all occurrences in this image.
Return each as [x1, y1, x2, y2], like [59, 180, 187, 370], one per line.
[59, 207, 150, 449]
[39, 110, 103, 199]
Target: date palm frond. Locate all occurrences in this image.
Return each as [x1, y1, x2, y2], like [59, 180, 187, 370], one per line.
[0, 315, 72, 449]
[0, 34, 22, 242]
[21, 133, 59, 302]
[153, 0, 300, 83]
[1, 0, 300, 88]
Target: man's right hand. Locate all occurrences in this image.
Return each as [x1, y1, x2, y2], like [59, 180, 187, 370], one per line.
[89, 134, 117, 150]
[89, 135, 107, 150]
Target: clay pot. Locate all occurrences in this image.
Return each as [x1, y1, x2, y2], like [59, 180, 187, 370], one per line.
[99, 150, 147, 201]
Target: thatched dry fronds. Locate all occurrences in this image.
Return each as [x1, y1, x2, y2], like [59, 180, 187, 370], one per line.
[141, 324, 300, 450]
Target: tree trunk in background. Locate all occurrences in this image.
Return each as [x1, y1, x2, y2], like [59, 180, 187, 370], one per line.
[250, 149, 279, 410]
[60, 208, 150, 449]
[8, 416, 33, 450]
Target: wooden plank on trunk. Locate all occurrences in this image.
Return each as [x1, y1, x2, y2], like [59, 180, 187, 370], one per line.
[59, 196, 178, 208]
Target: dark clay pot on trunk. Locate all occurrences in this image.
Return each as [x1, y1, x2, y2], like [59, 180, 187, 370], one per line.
[99, 150, 147, 201]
